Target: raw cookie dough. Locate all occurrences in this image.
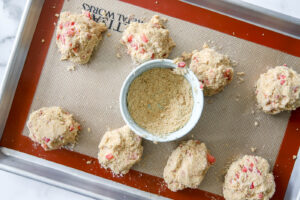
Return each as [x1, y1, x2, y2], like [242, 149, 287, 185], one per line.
[121, 15, 175, 63]
[255, 66, 300, 114]
[56, 11, 107, 64]
[27, 107, 80, 151]
[163, 140, 215, 192]
[98, 125, 143, 175]
[190, 46, 234, 96]
[223, 155, 275, 200]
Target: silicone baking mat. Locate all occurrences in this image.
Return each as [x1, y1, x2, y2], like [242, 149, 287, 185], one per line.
[1, 0, 299, 199]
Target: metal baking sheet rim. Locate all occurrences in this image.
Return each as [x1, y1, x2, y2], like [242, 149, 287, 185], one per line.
[0, 0, 299, 199]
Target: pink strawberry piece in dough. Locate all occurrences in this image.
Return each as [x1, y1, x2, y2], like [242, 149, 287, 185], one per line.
[207, 153, 216, 164]
[235, 173, 240, 179]
[140, 48, 146, 54]
[105, 153, 114, 160]
[71, 21, 75, 26]
[131, 43, 138, 50]
[59, 23, 63, 29]
[61, 35, 65, 44]
[85, 11, 91, 19]
[257, 168, 262, 175]
[280, 80, 286, 85]
[69, 126, 74, 131]
[43, 137, 50, 143]
[151, 53, 155, 59]
[67, 30, 75, 37]
[56, 34, 60, 40]
[242, 166, 247, 172]
[258, 193, 264, 199]
[178, 62, 186, 68]
[141, 34, 148, 43]
[250, 182, 254, 189]
[127, 34, 133, 43]
[280, 75, 286, 79]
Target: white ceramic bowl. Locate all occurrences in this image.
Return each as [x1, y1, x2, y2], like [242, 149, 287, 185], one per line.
[120, 59, 204, 142]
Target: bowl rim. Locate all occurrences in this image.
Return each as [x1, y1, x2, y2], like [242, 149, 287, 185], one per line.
[119, 59, 204, 142]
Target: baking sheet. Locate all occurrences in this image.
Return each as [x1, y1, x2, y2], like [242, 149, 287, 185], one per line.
[22, 0, 300, 196]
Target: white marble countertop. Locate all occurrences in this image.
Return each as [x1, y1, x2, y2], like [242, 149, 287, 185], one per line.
[0, 0, 299, 199]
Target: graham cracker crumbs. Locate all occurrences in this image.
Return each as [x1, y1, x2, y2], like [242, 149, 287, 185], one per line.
[107, 32, 112, 37]
[116, 53, 121, 58]
[127, 68, 193, 135]
[250, 147, 256, 152]
[55, 13, 60, 17]
[128, 14, 135, 20]
[236, 72, 245, 76]
[293, 155, 297, 160]
[86, 160, 92, 164]
[254, 121, 259, 127]
[67, 65, 75, 71]
[41, 39, 45, 43]
[101, 10, 106, 17]
[202, 42, 209, 49]
[87, 127, 91, 132]
[181, 51, 192, 60]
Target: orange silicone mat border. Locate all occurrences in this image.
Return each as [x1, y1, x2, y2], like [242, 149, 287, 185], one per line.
[0, 0, 299, 199]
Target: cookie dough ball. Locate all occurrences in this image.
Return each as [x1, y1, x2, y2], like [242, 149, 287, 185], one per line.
[27, 107, 80, 151]
[98, 125, 143, 175]
[163, 140, 215, 192]
[223, 155, 275, 200]
[121, 15, 175, 63]
[56, 11, 107, 64]
[190, 46, 234, 96]
[255, 66, 300, 114]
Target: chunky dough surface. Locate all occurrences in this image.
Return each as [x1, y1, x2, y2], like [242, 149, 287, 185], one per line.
[27, 107, 80, 151]
[223, 155, 275, 200]
[121, 15, 175, 63]
[255, 66, 300, 114]
[98, 125, 143, 175]
[190, 46, 234, 96]
[56, 11, 107, 64]
[163, 140, 215, 192]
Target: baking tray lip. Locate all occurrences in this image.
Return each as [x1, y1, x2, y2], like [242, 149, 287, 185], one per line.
[0, 0, 38, 139]
[0, 147, 167, 200]
[181, 0, 300, 39]
[0, 0, 299, 199]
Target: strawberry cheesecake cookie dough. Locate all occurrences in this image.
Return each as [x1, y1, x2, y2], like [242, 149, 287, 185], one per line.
[223, 155, 275, 200]
[121, 15, 176, 63]
[56, 11, 107, 64]
[98, 125, 143, 175]
[255, 66, 300, 114]
[27, 107, 80, 151]
[163, 140, 215, 192]
[190, 45, 234, 96]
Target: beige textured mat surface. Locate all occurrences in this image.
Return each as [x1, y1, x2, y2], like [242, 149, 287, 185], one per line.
[23, 0, 300, 195]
